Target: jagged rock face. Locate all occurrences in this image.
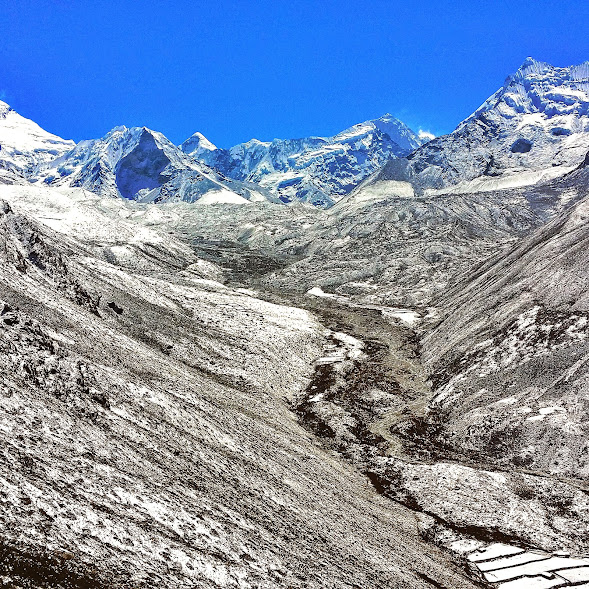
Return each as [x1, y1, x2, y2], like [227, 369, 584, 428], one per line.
[40, 126, 273, 204]
[421, 181, 589, 479]
[40, 126, 170, 198]
[0, 100, 74, 183]
[371, 58, 589, 193]
[183, 115, 425, 207]
[115, 129, 172, 199]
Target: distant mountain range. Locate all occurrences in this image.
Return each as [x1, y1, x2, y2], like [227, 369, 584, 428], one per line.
[40, 125, 275, 205]
[182, 114, 426, 207]
[3, 57, 589, 209]
[0, 99, 426, 207]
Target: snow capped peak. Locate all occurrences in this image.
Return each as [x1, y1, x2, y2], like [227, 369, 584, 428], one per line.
[517, 56, 549, 73]
[41, 124, 197, 198]
[187, 114, 424, 207]
[180, 131, 218, 157]
[39, 123, 272, 205]
[370, 113, 425, 152]
[471, 58, 589, 122]
[192, 132, 216, 151]
[374, 113, 414, 132]
[370, 58, 589, 194]
[243, 138, 271, 148]
[106, 125, 131, 139]
[0, 99, 74, 182]
[510, 56, 589, 81]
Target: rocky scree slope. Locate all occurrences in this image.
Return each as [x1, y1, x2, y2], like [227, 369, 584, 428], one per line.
[0, 184, 475, 588]
[342, 178, 589, 562]
[124, 188, 589, 561]
[270, 291, 589, 562]
[421, 180, 589, 481]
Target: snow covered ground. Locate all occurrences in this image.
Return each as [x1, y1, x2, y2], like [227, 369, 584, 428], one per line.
[0, 182, 475, 588]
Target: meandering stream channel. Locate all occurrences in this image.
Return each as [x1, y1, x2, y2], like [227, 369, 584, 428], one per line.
[189, 238, 589, 589]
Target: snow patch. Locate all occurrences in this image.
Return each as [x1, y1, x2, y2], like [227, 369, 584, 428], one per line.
[307, 286, 336, 298]
[382, 308, 421, 327]
[195, 190, 250, 205]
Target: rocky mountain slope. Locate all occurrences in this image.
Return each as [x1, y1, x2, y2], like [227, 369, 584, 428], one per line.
[370, 58, 589, 194]
[162, 153, 588, 308]
[149, 59, 589, 307]
[327, 169, 589, 577]
[420, 167, 589, 479]
[0, 183, 475, 588]
[183, 114, 425, 207]
[5, 181, 587, 589]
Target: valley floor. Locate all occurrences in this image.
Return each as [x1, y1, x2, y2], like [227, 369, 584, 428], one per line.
[232, 285, 589, 589]
[0, 187, 478, 589]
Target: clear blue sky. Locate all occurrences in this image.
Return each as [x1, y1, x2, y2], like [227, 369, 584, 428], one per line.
[1, 0, 589, 147]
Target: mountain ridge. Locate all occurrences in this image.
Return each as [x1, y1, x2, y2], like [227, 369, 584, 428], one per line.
[364, 57, 589, 197]
[38, 124, 276, 205]
[0, 102, 426, 208]
[181, 114, 426, 207]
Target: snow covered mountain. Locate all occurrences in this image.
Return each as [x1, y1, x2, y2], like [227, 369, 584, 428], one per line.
[6, 58, 589, 588]
[369, 58, 589, 195]
[182, 114, 426, 207]
[40, 125, 274, 205]
[0, 99, 74, 184]
[0, 100, 425, 208]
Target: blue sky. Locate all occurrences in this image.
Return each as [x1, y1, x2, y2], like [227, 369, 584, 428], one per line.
[1, 0, 589, 147]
